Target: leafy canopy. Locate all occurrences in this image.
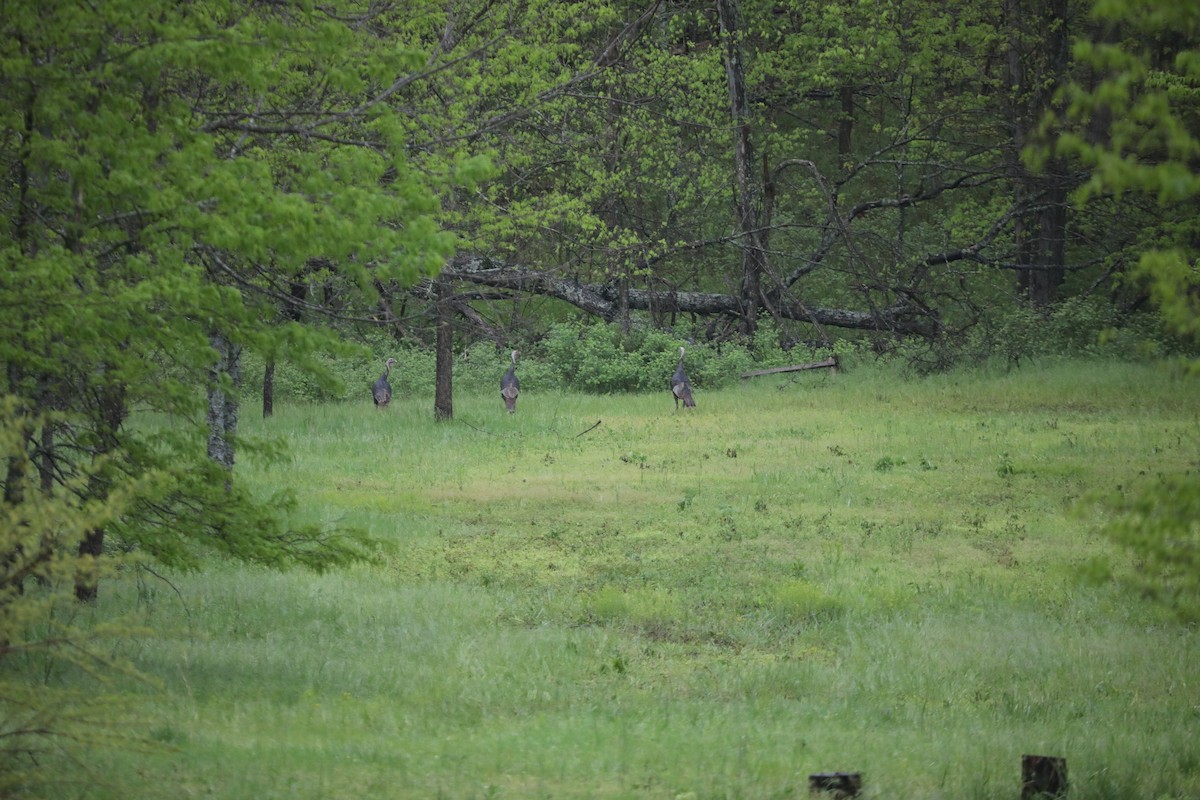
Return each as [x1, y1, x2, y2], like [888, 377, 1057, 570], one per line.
[0, 0, 487, 570]
[1047, 0, 1200, 619]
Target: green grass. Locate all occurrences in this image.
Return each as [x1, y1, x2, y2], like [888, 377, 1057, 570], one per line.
[31, 359, 1200, 798]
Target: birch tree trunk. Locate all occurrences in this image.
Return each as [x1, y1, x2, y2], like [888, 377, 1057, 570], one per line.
[207, 331, 242, 492]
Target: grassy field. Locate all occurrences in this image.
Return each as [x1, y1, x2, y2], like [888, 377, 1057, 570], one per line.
[42, 359, 1200, 798]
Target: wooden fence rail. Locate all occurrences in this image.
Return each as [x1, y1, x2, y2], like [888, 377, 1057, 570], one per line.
[741, 355, 839, 379]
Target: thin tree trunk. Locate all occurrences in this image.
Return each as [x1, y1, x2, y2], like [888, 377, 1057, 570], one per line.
[74, 524, 104, 603]
[1031, 161, 1068, 306]
[434, 281, 453, 421]
[604, 76, 631, 333]
[1024, 0, 1070, 306]
[262, 360, 275, 418]
[263, 273, 306, 418]
[75, 379, 127, 602]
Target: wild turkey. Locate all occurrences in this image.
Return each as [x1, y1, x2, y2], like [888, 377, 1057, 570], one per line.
[671, 346, 696, 410]
[372, 357, 396, 408]
[501, 350, 520, 413]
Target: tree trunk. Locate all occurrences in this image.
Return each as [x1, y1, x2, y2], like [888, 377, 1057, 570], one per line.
[75, 379, 127, 602]
[1026, 159, 1068, 306]
[434, 281, 453, 421]
[206, 331, 242, 491]
[1008, 0, 1071, 307]
[603, 66, 631, 333]
[262, 359, 275, 418]
[838, 85, 854, 156]
[717, 0, 768, 336]
[74, 525, 104, 603]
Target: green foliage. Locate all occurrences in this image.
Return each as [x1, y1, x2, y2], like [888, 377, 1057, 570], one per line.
[0, 5, 471, 781]
[1054, 0, 1200, 205]
[1044, 0, 1200, 619]
[543, 322, 677, 393]
[543, 321, 761, 394]
[980, 296, 1184, 363]
[890, 291, 1199, 373]
[0, 401, 152, 796]
[1048, 0, 1200, 358]
[348, 0, 1190, 382]
[0, 0, 469, 578]
[1134, 249, 1200, 347]
[1092, 473, 1200, 621]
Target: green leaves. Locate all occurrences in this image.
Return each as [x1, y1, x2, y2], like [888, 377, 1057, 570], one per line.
[1096, 473, 1200, 622]
[1, 0, 487, 587]
[1048, 0, 1200, 620]
[1052, 0, 1200, 352]
[1056, 1, 1200, 200]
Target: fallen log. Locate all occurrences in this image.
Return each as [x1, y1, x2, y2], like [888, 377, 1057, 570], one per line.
[741, 355, 839, 379]
[442, 254, 934, 334]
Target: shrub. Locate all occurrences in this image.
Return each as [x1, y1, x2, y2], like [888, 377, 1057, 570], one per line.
[976, 296, 1186, 365]
[1092, 473, 1200, 622]
[544, 322, 673, 393]
[542, 320, 816, 394]
[454, 341, 557, 395]
[242, 332, 436, 404]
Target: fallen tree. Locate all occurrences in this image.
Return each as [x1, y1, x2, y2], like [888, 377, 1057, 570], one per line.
[441, 254, 935, 335]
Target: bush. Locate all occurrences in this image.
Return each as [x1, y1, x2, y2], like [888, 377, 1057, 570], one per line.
[242, 331, 436, 404]
[543, 321, 782, 394]
[544, 322, 670, 393]
[1091, 473, 1200, 623]
[454, 342, 557, 396]
[977, 296, 1186, 364]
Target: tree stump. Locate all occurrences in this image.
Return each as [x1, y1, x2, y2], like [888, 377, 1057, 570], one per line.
[1022, 755, 1067, 798]
[808, 772, 861, 798]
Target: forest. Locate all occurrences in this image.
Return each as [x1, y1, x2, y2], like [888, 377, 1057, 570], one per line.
[1, 0, 1198, 795]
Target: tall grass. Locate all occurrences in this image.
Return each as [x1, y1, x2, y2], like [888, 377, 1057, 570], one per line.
[31, 359, 1200, 798]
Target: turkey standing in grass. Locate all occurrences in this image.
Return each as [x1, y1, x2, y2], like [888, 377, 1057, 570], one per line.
[373, 357, 396, 408]
[671, 346, 696, 410]
[501, 350, 520, 413]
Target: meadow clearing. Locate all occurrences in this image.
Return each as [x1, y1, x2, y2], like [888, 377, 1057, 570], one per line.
[43, 358, 1200, 798]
